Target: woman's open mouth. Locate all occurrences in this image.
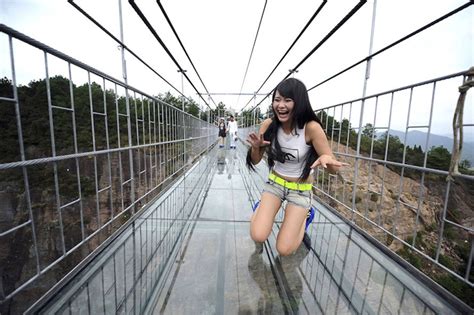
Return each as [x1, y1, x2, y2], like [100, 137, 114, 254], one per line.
[277, 110, 290, 120]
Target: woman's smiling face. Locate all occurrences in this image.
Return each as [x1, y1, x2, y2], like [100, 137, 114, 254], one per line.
[272, 91, 295, 123]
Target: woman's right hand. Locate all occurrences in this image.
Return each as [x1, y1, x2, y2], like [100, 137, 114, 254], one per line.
[247, 132, 270, 149]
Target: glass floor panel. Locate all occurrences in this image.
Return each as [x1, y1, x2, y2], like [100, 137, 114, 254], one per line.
[151, 146, 459, 314]
[153, 221, 286, 314]
[36, 144, 466, 314]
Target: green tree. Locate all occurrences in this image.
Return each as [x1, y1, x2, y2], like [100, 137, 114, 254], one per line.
[213, 101, 227, 119]
[427, 146, 451, 171]
[406, 145, 425, 167]
[0, 78, 20, 163]
[373, 132, 404, 163]
[200, 110, 208, 122]
[362, 123, 375, 139]
[186, 99, 200, 118]
[339, 118, 352, 145]
[158, 91, 182, 109]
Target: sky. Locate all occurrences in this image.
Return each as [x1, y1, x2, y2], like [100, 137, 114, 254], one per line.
[0, 0, 473, 136]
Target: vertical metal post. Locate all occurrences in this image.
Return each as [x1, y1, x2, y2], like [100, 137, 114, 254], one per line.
[87, 72, 101, 230]
[102, 78, 113, 222]
[350, 0, 377, 222]
[118, 0, 135, 214]
[45, 52, 67, 254]
[9, 35, 41, 272]
[69, 63, 85, 239]
[198, 95, 201, 120]
[177, 70, 186, 111]
[177, 69, 187, 211]
[208, 96, 211, 148]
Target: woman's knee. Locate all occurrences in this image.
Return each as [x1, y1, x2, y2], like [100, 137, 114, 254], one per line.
[250, 226, 270, 243]
[276, 240, 297, 256]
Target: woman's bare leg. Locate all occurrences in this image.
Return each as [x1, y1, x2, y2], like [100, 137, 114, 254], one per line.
[276, 203, 307, 256]
[250, 192, 281, 243]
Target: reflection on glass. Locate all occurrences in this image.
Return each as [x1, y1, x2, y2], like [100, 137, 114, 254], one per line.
[248, 244, 309, 313]
[294, 210, 458, 314]
[226, 149, 237, 179]
[217, 148, 226, 174]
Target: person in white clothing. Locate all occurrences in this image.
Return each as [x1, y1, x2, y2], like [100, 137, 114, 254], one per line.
[227, 115, 238, 149]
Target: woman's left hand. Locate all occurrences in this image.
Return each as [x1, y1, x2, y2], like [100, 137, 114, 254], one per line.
[311, 154, 348, 169]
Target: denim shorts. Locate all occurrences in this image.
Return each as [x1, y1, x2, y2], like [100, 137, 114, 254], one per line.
[262, 179, 312, 210]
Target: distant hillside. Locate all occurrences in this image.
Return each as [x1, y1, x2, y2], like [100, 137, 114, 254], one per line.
[442, 131, 474, 143]
[378, 130, 474, 165]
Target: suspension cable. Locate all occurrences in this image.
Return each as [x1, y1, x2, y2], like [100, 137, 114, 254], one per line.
[236, 0, 268, 108]
[307, 1, 474, 92]
[128, 0, 212, 109]
[156, 0, 218, 108]
[243, 0, 367, 114]
[68, 0, 185, 99]
[239, 0, 327, 112]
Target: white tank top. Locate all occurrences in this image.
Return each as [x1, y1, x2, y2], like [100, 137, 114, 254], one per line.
[272, 124, 311, 178]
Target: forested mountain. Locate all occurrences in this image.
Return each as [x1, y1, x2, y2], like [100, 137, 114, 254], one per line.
[380, 129, 474, 166]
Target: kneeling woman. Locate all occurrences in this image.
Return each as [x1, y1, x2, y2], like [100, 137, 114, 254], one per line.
[246, 78, 346, 256]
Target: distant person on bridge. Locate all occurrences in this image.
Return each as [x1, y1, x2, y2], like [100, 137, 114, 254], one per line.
[228, 115, 238, 149]
[218, 118, 227, 148]
[246, 78, 347, 256]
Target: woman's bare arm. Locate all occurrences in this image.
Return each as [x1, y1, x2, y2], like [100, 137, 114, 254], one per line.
[306, 121, 346, 174]
[247, 118, 272, 165]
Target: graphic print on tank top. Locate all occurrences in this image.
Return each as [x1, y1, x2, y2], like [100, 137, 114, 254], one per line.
[281, 146, 299, 163]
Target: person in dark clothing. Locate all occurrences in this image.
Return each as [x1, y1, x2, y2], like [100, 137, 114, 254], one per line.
[218, 118, 226, 148]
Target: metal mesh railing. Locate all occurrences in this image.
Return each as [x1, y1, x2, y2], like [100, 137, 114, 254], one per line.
[241, 68, 473, 310]
[237, 143, 466, 313]
[31, 153, 215, 314]
[0, 24, 217, 314]
[238, 1, 473, 306]
[311, 69, 473, 289]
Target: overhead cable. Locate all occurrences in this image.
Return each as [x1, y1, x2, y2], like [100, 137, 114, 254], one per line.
[156, 0, 218, 108]
[245, 0, 367, 113]
[307, 1, 474, 92]
[128, 0, 212, 109]
[236, 0, 268, 108]
[68, 0, 189, 100]
[239, 0, 327, 112]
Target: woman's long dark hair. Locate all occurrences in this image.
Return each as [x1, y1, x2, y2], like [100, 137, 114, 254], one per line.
[246, 78, 323, 181]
